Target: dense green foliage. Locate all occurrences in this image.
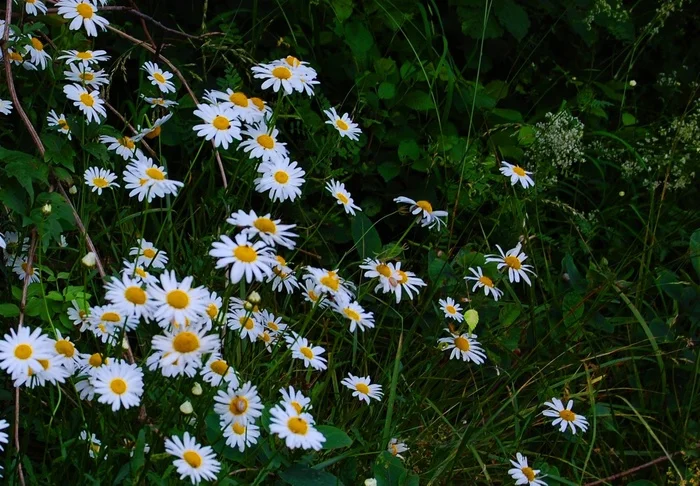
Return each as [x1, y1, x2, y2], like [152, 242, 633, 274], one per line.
[2, 0, 700, 484]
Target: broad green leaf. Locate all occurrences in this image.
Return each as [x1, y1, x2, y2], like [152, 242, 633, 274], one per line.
[351, 213, 381, 259]
[490, 108, 523, 122]
[403, 90, 434, 111]
[378, 161, 400, 182]
[344, 21, 373, 57]
[562, 292, 584, 327]
[0, 303, 20, 317]
[622, 112, 636, 126]
[378, 81, 396, 99]
[398, 139, 420, 161]
[330, 0, 353, 22]
[494, 0, 530, 41]
[279, 465, 344, 486]
[499, 304, 520, 327]
[317, 425, 352, 449]
[690, 229, 700, 279]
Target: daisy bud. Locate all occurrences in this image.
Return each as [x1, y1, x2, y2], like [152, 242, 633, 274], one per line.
[81, 252, 97, 268]
[243, 301, 255, 311]
[364, 480, 377, 486]
[465, 309, 479, 332]
[629, 80, 637, 87]
[41, 203, 52, 215]
[247, 291, 261, 304]
[619, 191, 625, 197]
[69, 185, 78, 194]
[180, 400, 194, 415]
[121, 337, 130, 350]
[191, 382, 203, 396]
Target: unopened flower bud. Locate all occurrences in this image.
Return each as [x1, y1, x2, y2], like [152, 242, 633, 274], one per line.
[41, 203, 52, 215]
[180, 401, 193, 415]
[121, 337, 130, 350]
[619, 191, 625, 197]
[248, 291, 261, 304]
[365, 480, 378, 486]
[81, 252, 97, 268]
[629, 80, 637, 87]
[191, 382, 203, 396]
[69, 185, 78, 195]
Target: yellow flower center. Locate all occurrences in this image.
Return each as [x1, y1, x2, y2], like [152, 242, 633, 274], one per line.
[167, 289, 190, 309]
[206, 303, 218, 319]
[21, 263, 34, 275]
[253, 217, 276, 234]
[397, 270, 409, 285]
[119, 137, 135, 149]
[335, 119, 349, 131]
[173, 332, 199, 353]
[522, 467, 536, 482]
[229, 396, 248, 415]
[38, 359, 50, 370]
[285, 55, 301, 67]
[142, 248, 156, 259]
[513, 166, 526, 177]
[559, 409, 576, 422]
[183, 450, 202, 468]
[80, 93, 95, 107]
[271, 66, 292, 80]
[89, 353, 103, 367]
[232, 422, 246, 435]
[260, 331, 271, 342]
[58, 119, 70, 130]
[110, 378, 127, 395]
[239, 316, 255, 330]
[14, 344, 32, 360]
[55, 340, 75, 358]
[307, 290, 319, 301]
[234, 245, 257, 263]
[80, 72, 95, 81]
[145, 125, 162, 139]
[152, 72, 166, 84]
[355, 383, 370, 394]
[504, 255, 522, 270]
[229, 92, 248, 107]
[125, 286, 147, 305]
[287, 417, 308, 435]
[478, 275, 494, 288]
[268, 321, 279, 331]
[9, 52, 23, 62]
[77, 51, 92, 60]
[76, 2, 93, 19]
[320, 272, 340, 291]
[416, 200, 433, 213]
[276, 255, 287, 266]
[291, 401, 302, 414]
[251, 97, 265, 111]
[455, 336, 470, 352]
[300, 347, 314, 359]
[92, 177, 109, 188]
[101, 312, 121, 322]
[445, 305, 456, 315]
[376, 264, 392, 278]
[336, 192, 349, 204]
[343, 308, 361, 322]
[212, 115, 230, 130]
[146, 167, 165, 180]
[256, 134, 275, 150]
[274, 170, 289, 184]
[31, 37, 44, 51]
[391, 443, 399, 455]
[135, 267, 148, 279]
[210, 360, 229, 375]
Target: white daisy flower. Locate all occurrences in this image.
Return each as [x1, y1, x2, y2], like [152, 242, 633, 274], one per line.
[227, 210, 298, 250]
[388, 438, 409, 460]
[485, 243, 537, 286]
[226, 308, 264, 343]
[279, 385, 311, 414]
[142, 61, 175, 93]
[150, 325, 220, 376]
[209, 233, 276, 284]
[58, 49, 110, 67]
[269, 404, 326, 450]
[51, 331, 80, 372]
[437, 329, 487, 364]
[56, 0, 109, 37]
[132, 113, 172, 141]
[542, 398, 589, 434]
[326, 179, 361, 215]
[213, 89, 259, 123]
[254, 158, 306, 203]
[0, 99, 13, 115]
[164, 432, 221, 484]
[267, 255, 299, 294]
[67, 299, 91, 331]
[92, 361, 144, 411]
[11, 256, 40, 284]
[24, 37, 51, 70]
[383, 262, 426, 304]
[341, 373, 383, 404]
[24, 0, 48, 15]
[47, 110, 72, 139]
[393, 196, 448, 231]
[192, 103, 242, 149]
[500, 161, 534, 189]
[249, 96, 272, 121]
[273, 56, 319, 96]
[89, 304, 138, 337]
[148, 270, 209, 328]
[104, 273, 152, 320]
[121, 260, 158, 286]
[6, 47, 38, 71]
[332, 294, 375, 333]
[25, 355, 71, 389]
[251, 62, 302, 95]
[359, 258, 395, 293]
[223, 420, 260, 452]
[303, 266, 355, 299]
[324, 107, 362, 141]
[129, 238, 168, 269]
[0, 327, 54, 385]
[0, 418, 8, 450]
[238, 121, 289, 163]
[301, 279, 329, 307]
[289, 336, 327, 371]
[508, 453, 547, 486]
[464, 266, 504, 301]
[141, 95, 178, 109]
[98, 135, 137, 160]
[259, 309, 288, 337]
[79, 430, 103, 458]
[214, 381, 264, 426]
[63, 83, 106, 124]
[123, 150, 184, 202]
[439, 297, 463, 322]
[63, 63, 109, 88]
[84, 167, 119, 195]
[200, 354, 238, 388]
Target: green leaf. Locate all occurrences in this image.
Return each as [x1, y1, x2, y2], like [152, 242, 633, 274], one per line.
[562, 292, 584, 327]
[373, 451, 410, 486]
[494, 0, 530, 42]
[0, 303, 20, 317]
[398, 139, 420, 161]
[317, 425, 352, 449]
[344, 21, 373, 57]
[428, 251, 455, 284]
[330, 0, 353, 22]
[499, 304, 520, 327]
[43, 133, 76, 170]
[83, 142, 111, 164]
[279, 465, 344, 486]
[378, 161, 400, 182]
[490, 108, 523, 122]
[622, 113, 636, 126]
[690, 229, 700, 279]
[403, 90, 434, 111]
[378, 81, 396, 99]
[351, 213, 381, 259]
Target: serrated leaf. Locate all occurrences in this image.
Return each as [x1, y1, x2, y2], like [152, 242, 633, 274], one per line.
[352, 213, 381, 259]
[403, 90, 434, 111]
[317, 425, 352, 449]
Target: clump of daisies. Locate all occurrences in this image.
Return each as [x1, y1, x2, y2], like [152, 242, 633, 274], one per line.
[269, 386, 326, 450]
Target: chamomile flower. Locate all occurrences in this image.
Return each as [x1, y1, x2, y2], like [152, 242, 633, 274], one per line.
[51, 331, 80, 372]
[214, 89, 259, 123]
[437, 329, 487, 364]
[259, 309, 287, 336]
[123, 151, 184, 202]
[58, 49, 110, 66]
[149, 270, 209, 328]
[223, 420, 260, 452]
[0, 418, 8, 450]
[192, 103, 241, 149]
[104, 274, 152, 320]
[142, 61, 175, 93]
[92, 361, 144, 411]
[0, 327, 54, 383]
[133, 113, 172, 141]
[63, 83, 106, 124]
[98, 135, 137, 160]
[164, 432, 221, 484]
[203, 291, 223, 325]
[129, 238, 168, 269]
[508, 453, 548, 486]
[341, 374, 383, 404]
[201, 354, 238, 388]
[255, 158, 306, 203]
[84, 167, 119, 195]
[24, 0, 48, 15]
[151, 325, 220, 375]
[360, 258, 395, 293]
[47, 110, 72, 139]
[64, 63, 108, 88]
[121, 260, 158, 286]
[388, 438, 409, 460]
[269, 404, 326, 450]
[67, 299, 91, 331]
[79, 430, 103, 458]
[0, 99, 12, 115]
[238, 121, 289, 163]
[439, 297, 463, 322]
[500, 161, 535, 189]
[214, 381, 264, 426]
[24, 37, 51, 70]
[385, 262, 426, 304]
[56, 0, 109, 37]
[227, 210, 298, 249]
[209, 233, 276, 284]
[289, 336, 327, 371]
[90, 304, 138, 336]
[485, 243, 537, 286]
[325, 179, 361, 215]
[267, 255, 299, 293]
[465, 266, 504, 301]
[542, 398, 589, 434]
[304, 267, 355, 298]
[332, 295, 375, 333]
[279, 386, 311, 415]
[141, 95, 178, 109]
[226, 308, 264, 343]
[324, 107, 362, 141]
[249, 96, 272, 120]
[5, 48, 37, 70]
[25, 355, 71, 389]
[301, 279, 328, 307]
[12, 257, 40, 284]
[394, 196, 448, 230]
[251, 62, 302, 95]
